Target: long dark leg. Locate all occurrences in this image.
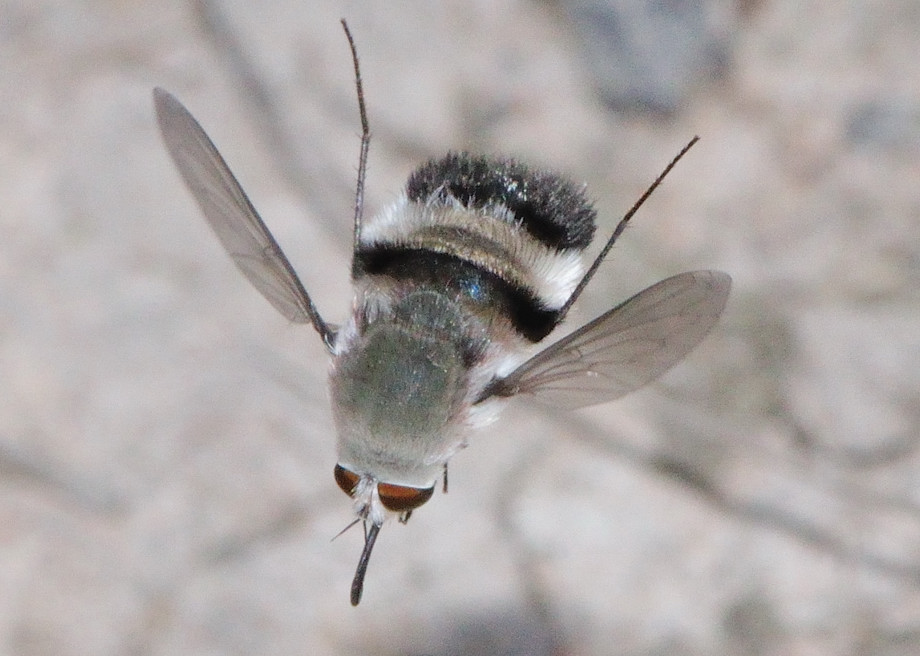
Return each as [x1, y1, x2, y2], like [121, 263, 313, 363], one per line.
[341, 19, 371, 273]
[558, 136, 699, 318]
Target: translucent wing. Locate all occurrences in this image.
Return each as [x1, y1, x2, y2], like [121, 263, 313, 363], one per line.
[483, 271, 731, 409]
[153, 88, 335, 349]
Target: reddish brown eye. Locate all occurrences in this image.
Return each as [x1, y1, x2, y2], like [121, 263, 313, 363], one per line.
[377, 482, 434, 512]
[334, 464, 361, 497]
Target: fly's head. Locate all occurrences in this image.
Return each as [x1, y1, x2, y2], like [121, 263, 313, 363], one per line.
[333, 462, 435, 527]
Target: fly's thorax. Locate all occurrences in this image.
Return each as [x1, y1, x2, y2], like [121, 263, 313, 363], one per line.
[330, 288, 486, 487]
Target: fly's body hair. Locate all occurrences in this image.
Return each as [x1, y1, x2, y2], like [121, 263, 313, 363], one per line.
[356, 191, 586, 313]
[354, 154, 596, 343]
[355, 246, 569, 343]
[406, 152, 597, 250]
[153, 20, 730, 606]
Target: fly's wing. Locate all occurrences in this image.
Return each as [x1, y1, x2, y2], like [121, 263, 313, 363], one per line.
[482, 271, 731, 409]
[153, 88, 335, 349]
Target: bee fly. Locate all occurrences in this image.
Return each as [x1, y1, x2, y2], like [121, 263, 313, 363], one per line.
[154, 20, 730, 606]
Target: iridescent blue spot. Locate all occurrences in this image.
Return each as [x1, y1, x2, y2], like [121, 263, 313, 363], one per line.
[463, 278, 485, 301]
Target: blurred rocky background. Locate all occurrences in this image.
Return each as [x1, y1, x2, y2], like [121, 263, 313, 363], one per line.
[1, 0, 918, 654]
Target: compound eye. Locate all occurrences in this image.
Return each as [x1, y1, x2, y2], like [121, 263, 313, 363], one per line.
[334, 464, 361, 497]
[377, 482, 434, 512]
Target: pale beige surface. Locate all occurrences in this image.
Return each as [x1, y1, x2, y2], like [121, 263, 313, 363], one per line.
[1, 1, 918, 654]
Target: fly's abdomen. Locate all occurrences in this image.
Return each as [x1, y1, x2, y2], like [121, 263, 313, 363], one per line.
[354, 153, 597, 343]
[406, 153, 596, 251]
